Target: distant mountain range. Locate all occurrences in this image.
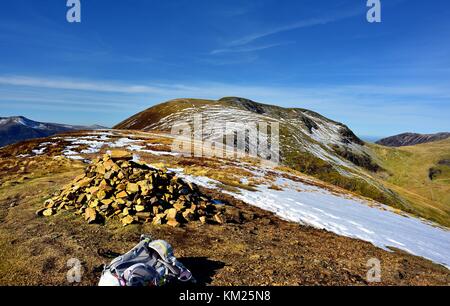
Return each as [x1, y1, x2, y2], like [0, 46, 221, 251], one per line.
[377, 132, 450, 147]
[0, 116, 106, 147]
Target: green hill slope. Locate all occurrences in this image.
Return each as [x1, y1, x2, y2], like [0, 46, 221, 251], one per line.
[369, 139, 450, 226]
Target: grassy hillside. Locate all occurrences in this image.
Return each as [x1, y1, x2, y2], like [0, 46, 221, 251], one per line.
[369, 139, 450, 226]
[114, 99, 218, 130]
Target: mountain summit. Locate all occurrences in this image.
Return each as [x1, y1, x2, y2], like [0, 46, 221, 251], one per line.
[115, 97, 373, 169]
[115, 97, 401, 207]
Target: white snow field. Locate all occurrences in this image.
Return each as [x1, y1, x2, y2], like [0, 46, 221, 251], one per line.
[174, 169, 450, 269]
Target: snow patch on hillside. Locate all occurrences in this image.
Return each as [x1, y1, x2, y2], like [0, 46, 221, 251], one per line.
[142, 104, 371, 176]
[54, 132, 178, 159]
[168, 167, 450, 269]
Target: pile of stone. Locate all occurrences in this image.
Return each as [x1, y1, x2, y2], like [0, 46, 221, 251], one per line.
[37, 150, 224, 227]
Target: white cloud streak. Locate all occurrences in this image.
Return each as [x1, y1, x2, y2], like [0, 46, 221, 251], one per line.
[228, 8, 363, 47]
[0, 76, 164, 94]
[211, 42, 293, 55]
[1, 75, 449, 100]
[1, 75, 449, 104]
[0, 75, 449, 134]
[208, 7, 363, 57]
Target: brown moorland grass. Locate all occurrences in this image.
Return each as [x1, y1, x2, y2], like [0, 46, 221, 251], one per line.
[0, 155, 449, 285]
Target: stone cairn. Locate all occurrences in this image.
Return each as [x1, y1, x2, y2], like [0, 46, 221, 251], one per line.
[37, 150, 224, 227]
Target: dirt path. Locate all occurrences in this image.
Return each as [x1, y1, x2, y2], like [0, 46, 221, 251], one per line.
[0, 168, 449, 286]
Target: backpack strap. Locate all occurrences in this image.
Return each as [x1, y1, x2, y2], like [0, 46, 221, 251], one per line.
[157, 258, 181, 275]
[105, 240, 150, 277]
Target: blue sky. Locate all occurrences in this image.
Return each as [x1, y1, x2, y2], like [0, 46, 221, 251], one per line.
[0, 0, 449, 138]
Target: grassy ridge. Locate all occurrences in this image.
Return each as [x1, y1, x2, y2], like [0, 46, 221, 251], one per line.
[282, 149, 404, 208]
[368, 139, 450, 226]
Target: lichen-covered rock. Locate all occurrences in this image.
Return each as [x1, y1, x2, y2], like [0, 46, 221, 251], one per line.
[110, 150, 133, 161]
[84, 207, 97, 223]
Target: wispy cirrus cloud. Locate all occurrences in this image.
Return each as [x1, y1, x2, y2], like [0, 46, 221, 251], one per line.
[210, 41, 293, 55]
[208, 6, 363, 56]
[228, 8, 363, 47]
[1, 75, 450, 102]
[2, 74, 450, 96]
[199, 55, 259, 66]
[1, 75, 449, 135]
[1, 74, 449, 106]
